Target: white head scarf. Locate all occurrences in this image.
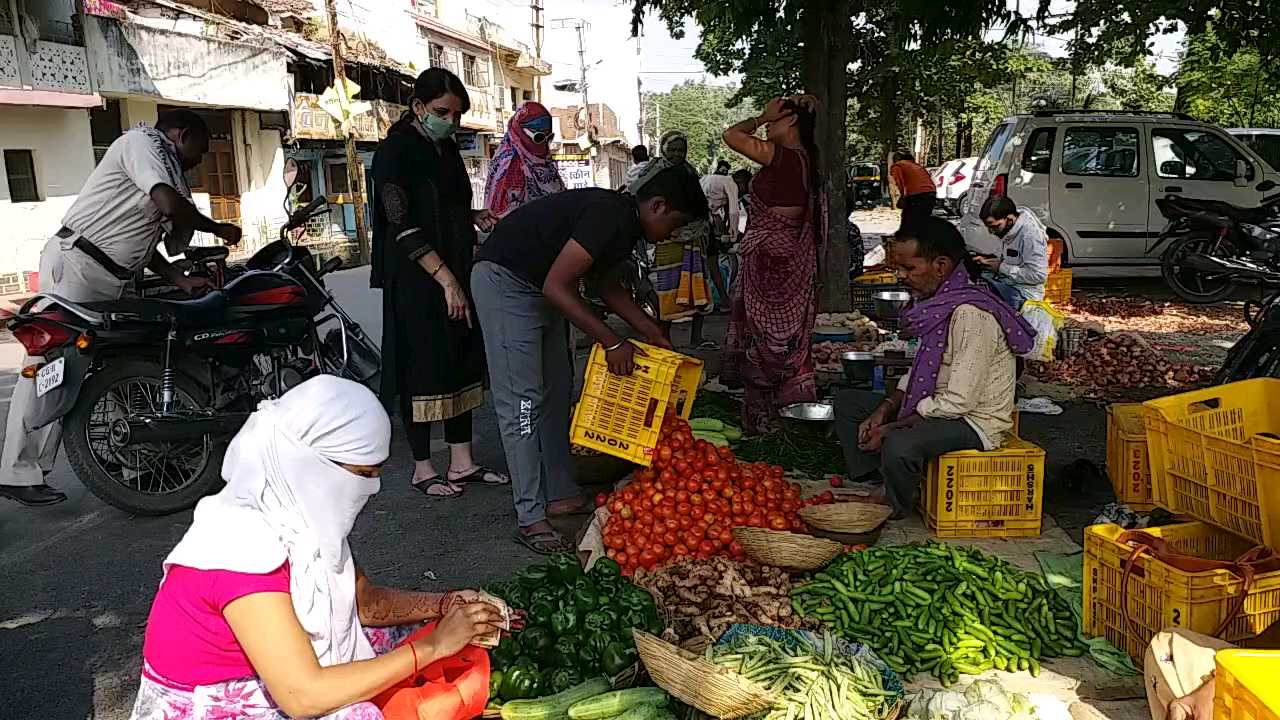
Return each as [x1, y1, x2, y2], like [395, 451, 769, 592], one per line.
[163, 375, 392, 666]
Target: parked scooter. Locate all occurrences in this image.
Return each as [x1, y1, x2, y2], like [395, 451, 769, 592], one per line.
[9, 197, 380, 515]
[1151, 186, 1280, 303]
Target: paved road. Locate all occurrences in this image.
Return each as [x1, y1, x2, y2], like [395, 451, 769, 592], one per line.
[0, 265, 1112, 719]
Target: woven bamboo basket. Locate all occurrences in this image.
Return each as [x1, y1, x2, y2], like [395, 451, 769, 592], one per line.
[633, 630, 776, 719]
[731, 527, 842, 571]
[800, 502, 893, 534]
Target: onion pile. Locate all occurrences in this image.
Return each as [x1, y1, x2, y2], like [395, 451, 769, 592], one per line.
[1033, 332, 1212, 389]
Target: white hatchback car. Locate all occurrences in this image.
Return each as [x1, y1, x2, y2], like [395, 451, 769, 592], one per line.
[956, 111, 1280, 271]
[935, 157, 977, 216]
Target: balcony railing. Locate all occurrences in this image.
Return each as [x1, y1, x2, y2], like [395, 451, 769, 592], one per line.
[30, 40, 91, 93]
[0, 34, 19, 87]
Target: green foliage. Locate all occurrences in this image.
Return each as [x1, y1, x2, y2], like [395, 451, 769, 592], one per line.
[641, 82, 758, 173]
[1176, 30, 1280, 129]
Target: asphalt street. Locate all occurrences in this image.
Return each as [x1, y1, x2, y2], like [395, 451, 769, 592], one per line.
[0, 260, 1112, 720]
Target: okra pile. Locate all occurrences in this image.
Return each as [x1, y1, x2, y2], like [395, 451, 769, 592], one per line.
[790, 543, 1087, 686]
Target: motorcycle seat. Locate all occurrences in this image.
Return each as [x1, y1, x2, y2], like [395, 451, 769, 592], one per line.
[186, 246, 229, 264]
[1164, 195, 1272, 221]
[84, 292, 229, 327]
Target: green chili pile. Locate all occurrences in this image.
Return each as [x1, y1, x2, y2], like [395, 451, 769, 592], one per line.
[791, 543, 1087, 686]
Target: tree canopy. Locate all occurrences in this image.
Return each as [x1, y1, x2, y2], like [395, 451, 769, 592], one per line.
[641, 82, 758, 173]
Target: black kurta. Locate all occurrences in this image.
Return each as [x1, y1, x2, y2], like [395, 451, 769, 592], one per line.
[371, 116, 484, 422]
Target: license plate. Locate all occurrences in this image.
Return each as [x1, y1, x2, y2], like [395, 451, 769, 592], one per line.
[35, 357, 65, 398]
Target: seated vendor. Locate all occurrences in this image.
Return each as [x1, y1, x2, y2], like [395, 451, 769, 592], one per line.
[1146, 622, 1280, 720]
[973, 196, 1049, 311]
[128, 375, 506, 720]
[833, 218, 1035, 517]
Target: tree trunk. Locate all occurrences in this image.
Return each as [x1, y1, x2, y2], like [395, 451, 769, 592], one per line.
[801, 0, 851, 312]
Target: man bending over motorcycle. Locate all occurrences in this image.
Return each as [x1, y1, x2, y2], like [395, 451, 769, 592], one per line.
[471, 164, 708, 554]
[0, 109, 242, 507]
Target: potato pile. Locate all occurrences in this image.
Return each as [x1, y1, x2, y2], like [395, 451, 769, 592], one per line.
[1035, 332, 1211, 389]
[812, 341, 877, 373]
[814, 312, 880, 342]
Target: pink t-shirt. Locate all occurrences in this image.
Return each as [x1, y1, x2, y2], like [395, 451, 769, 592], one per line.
[142, 562, 291, 687]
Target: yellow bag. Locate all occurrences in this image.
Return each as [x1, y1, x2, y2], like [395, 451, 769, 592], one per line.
[1020, 299, 1067, 362]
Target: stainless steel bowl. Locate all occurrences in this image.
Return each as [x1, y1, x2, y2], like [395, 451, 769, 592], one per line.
[873, 290, 911, 319]
[779, 402, 834, 422]
[840, 351, 875, 384]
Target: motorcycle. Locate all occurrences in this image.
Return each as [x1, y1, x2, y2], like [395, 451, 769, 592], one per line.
[582, 238, 660, 320]
[9, 196, 380, 515]
[1151, 187, 1280, 304]
[1216, 288, 1280, 383]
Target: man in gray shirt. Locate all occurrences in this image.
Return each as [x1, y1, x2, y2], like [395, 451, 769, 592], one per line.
[0, 110, 241, 507]
[974, 195, 1049, 311]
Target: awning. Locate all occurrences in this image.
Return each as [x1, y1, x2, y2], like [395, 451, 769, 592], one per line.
[0, 88, 103, 109]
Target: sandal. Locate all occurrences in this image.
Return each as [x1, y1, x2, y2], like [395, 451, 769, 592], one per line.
[411, 477, 463, 498]
[514, 530, 574, 555]
[448, 465, 510, 485]
[697, 340, 721, 351]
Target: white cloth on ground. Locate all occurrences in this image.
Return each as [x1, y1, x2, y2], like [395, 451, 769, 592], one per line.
[163, 375, 391, 666]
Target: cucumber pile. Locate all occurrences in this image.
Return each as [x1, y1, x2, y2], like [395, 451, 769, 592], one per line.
[688, 417, 742, 447]
[790, 543, 1088, 686]
[499, 682, 672, 720]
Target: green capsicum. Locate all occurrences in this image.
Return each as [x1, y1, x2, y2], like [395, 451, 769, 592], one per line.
[504, 585, 529, 610]
[519, 626, 554, 658]
[491, 636, 521, 669]
[601, 641, 634, 676]
[526, 598, 557, 626]
[572, 586, 599, 615]
[499, 666, 542, 701]
[549, 606, 579, 636]
[585, 633, 612, 658]
[515, 565, 550, 588]
[589, 557, 622, 581]
[551, 635, 578, 668]
[488, 670, 505, 700]
[529, 587, 559, 608]
[583, 608, 618, 634]
[547, 553, 582, 583]
[548, 667, 582, 694]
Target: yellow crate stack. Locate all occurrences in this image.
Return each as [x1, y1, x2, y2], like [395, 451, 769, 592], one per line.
[1045, 268, 1073, 306]
[1141, 379, 1280, 547]
[922, 438, 1045, 538]
[570, 342, 703, 466]
[1108, 403, 1154, 511]
[1082, 522, 1280, 663]
[854, 270, 896, 285]
[1215, 650, 1280, 720]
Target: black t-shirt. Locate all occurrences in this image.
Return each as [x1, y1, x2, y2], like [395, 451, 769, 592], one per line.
[476, 188, 641, 287]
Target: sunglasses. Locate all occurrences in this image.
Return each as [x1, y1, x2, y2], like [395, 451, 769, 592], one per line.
[522, 128, 553, 144]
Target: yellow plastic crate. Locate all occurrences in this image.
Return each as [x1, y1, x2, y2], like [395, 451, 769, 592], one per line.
[1215, 650, 1280, 720]
[854, 270, 897, 285]
[1142, 379, 1280, 547]
[1045, 268, 1073, 305]
[1108, 403, 1154, 511]
[922, 438, 1044, 538]
[570, 341, 703, 466]
[1082, 522, 1280, 663]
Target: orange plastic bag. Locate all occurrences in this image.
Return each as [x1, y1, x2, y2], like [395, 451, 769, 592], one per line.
[1047, 238, 1064, 271]
[374, 623, 491, 720]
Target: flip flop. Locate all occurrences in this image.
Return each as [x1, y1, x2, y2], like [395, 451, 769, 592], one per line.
[514, 530, 574, 555]
[448, 465, 510, 485]
[411, 477, 463, 498]
[697, 340, 721, 351]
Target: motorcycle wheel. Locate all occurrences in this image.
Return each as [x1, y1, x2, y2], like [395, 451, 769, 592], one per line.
[63, 359, 226, 515]
[1161, 235, 1237, 304]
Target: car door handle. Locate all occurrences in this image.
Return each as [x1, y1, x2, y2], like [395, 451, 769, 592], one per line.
[1164, 186, 1183, 193]
[1065, 182, 1083, 189]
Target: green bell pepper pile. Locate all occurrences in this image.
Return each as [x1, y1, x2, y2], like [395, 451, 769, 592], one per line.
[483, 554, 660, 701]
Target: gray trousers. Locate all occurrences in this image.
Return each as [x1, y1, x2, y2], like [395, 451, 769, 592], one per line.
[471, 261, 579, 527]
[1, 237, 130, 487]
[832, 388, 982, 517]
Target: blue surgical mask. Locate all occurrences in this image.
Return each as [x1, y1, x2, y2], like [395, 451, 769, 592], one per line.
[420, 112, 457, 141]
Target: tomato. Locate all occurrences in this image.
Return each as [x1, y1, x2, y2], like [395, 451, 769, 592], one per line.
[689, 494, 704, 507]
[616, 551, 629, 565]
[719, 529, 734, 546]
[664, 518, 680, 531]
[706, 523, 724, 538]
[769, 515, 790, 531]
[678, 515, 694, 529]
[638, 549, 656, 567]
[658, 505, 676, 520]
[594, 492, 608, 508]
[657, 446, 673, 463]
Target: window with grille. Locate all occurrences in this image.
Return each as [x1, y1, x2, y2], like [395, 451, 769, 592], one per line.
[428, 42, 447, 70]
[462, 54, 489, 87]
[3, 150, 39, 202]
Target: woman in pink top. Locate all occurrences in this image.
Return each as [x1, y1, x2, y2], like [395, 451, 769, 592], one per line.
[129, 376, 506, 720]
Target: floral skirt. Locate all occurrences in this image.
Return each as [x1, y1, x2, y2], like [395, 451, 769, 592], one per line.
[129, 624, 419, 720]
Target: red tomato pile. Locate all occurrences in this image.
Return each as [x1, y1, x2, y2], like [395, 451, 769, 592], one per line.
[594, 414, 836, 575]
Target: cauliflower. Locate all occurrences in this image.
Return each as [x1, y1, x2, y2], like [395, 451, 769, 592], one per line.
[964, 679, 1012, 715]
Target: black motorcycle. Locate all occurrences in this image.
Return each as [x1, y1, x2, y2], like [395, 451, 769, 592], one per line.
[9, 197, 380, 515]
[1152, 188, 1280, 304]
[1217, 288, 1280, 383]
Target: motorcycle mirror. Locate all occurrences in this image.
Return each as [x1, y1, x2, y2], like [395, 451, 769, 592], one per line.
[283, 157, 299, 188]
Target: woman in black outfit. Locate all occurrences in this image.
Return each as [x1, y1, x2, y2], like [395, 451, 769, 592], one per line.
[371, 68, 507, 497]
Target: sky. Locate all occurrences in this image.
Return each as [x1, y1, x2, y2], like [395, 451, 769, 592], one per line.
[534, 0, 1189, 146]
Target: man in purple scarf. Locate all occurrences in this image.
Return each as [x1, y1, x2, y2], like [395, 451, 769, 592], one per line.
[833, 218, 1035, 517]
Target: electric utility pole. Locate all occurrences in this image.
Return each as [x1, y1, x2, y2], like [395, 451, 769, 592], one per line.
[530, 0, 544, 101]
[324, 0, 369, 264]
[552, 18, 591, 138]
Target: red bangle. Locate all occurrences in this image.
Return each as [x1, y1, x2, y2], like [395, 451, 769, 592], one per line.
[409, 642, 420, 673]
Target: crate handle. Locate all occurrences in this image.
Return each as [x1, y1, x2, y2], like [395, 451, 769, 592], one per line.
[1185, 398, 1222, 413]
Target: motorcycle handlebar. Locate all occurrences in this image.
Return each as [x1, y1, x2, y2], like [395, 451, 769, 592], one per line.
[284, 196, 329, 232]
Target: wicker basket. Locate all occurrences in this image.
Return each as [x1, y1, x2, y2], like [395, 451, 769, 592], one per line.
[731, 527, 842, 571]
[633, 630, 776, 719]
[800, 502, 893, 534]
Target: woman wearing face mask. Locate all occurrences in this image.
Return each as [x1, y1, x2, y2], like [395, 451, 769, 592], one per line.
[720, 95, 823, 434]
[371, 68, 508, 498]
[128, 376, 506, 720]
[483, 101, 565, 218]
